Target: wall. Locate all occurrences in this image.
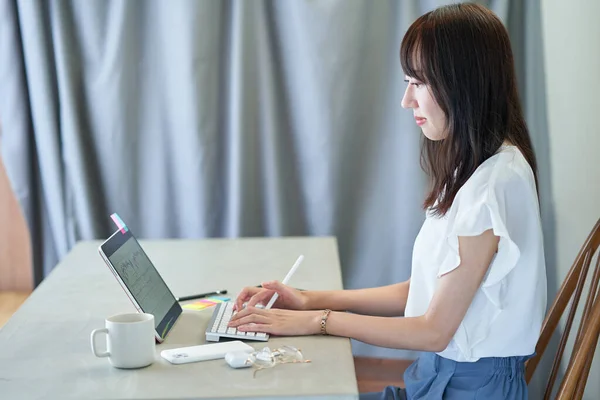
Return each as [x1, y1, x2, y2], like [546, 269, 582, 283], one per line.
[541, 0, 600, 398]
[0, 138, 32, 291]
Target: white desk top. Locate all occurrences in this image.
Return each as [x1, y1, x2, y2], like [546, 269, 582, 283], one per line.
[0, 237, 359, 399]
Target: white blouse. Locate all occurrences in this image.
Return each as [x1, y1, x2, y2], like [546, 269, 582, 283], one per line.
[404, 145, 547, 362]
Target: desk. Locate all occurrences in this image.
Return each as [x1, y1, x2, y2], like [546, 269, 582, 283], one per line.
[0, 237, 358, 399]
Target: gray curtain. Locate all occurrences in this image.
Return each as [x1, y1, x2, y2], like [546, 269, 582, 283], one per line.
[0, 0, 551, 368]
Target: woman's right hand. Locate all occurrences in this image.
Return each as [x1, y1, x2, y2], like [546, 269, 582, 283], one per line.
[233, 281, 309, 311]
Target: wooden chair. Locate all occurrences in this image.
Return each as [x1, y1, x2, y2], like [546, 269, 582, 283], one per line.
[525, 218, 600, 399]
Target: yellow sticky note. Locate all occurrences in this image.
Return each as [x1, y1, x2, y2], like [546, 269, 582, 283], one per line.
[182, 296, 230, 311]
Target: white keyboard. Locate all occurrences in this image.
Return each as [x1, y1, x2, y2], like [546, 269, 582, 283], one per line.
[205, 301, 269, 342]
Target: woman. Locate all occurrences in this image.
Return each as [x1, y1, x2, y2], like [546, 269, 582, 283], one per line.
[229, 3, 546, 399]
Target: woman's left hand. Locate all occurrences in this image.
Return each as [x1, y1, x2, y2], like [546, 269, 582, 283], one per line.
[228, 306, 322, 336]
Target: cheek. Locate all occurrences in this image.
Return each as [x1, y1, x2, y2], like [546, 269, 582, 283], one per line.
[419, 95, 448, 139]
[418, 93, 434, 115]
[422, 98, 445, 127]
[433, 107, 446, 128]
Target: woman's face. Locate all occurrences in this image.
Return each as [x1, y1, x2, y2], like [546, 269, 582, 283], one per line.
[401, 76, 447, 141]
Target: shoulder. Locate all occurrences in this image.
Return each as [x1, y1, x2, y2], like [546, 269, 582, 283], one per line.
[457, 145, 536, 206]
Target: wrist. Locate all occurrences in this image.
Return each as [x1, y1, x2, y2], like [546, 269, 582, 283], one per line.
[318, 309, 332, 335]
[308, 310, 321, 335]
[301, 291, 315, 310]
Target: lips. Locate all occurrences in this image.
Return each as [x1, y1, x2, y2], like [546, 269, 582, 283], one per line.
[415, 117, 426, 126]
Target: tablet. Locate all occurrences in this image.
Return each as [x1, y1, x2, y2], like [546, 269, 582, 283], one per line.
[98, 227, 182, 343]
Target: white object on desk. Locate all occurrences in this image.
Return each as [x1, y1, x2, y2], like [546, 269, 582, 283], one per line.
[265, 254, 304, 309]
[160, 341, 254, 364]
[225, 351, 253, 369]
[90, 313, 156, 369]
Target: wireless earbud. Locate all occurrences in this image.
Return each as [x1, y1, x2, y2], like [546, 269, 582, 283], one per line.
[225, 351, 252, 369]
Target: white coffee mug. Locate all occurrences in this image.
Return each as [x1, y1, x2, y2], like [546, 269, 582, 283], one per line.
[90, 312, 155, 369]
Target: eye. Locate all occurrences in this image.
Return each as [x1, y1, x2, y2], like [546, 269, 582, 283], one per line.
[404, 78, 423, 88]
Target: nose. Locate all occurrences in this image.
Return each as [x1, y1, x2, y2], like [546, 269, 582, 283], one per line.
[401, 85, 417, 109]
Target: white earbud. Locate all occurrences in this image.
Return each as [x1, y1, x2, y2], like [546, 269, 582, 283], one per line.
[225, 351, 252, 369]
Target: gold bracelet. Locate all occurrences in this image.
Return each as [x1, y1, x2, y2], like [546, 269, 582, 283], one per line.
[320, 309, 332, 335]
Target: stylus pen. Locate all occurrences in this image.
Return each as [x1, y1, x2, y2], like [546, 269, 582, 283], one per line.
[176, 290, 228, 302]
[256, 284, 306, 291]
[265, 255, 304, 309]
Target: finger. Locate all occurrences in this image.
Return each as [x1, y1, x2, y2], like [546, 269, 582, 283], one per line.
[233, 289, 254, 311]
[261, 281, 290, 300]
[229, 311, 240, 322]
[246, 291, 273, 308]
[230, 304, 267, 322]
[234, 287, 260, 311]
[237, 323, 271, 333]
[261, 280, 284, 291]
[233, 293, 246, 312]
[228, 313, 270, 327]
[230, 306, 251, 322]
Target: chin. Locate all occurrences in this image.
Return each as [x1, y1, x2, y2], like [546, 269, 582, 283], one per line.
[421, 127, 446, 141]
[422, 131, 444, 141]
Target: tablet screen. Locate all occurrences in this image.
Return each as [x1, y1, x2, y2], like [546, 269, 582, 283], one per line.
[100, 230, 181, 340]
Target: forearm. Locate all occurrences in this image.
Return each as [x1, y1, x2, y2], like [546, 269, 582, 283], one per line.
[324, 312, 446, 352]
[303, 280, 410, 317]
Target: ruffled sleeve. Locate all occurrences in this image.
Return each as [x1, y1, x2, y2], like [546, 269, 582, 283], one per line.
[434, 175, 523, 361]
[437, 179, 521, 310]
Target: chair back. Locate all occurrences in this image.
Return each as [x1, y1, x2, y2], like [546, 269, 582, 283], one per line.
[525, 218, 600, 399]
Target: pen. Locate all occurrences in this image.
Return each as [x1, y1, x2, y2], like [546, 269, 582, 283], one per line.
[176, 290, 228, 302]
[265, 255, 304, 309]
[256, 284, 306, 291]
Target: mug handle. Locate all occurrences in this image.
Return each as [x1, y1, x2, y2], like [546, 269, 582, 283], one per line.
[90, 328, 110, 358]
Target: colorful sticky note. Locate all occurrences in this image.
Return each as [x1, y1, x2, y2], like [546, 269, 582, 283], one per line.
[110, 213, 129, 234]
[182, 296, 231, 311]
[208, 296, 231, 302]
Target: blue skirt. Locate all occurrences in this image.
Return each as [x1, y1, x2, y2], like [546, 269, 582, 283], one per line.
[360, 352, 530, 400]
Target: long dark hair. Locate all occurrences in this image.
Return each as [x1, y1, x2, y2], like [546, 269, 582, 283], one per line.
[400, 3, 538, 216]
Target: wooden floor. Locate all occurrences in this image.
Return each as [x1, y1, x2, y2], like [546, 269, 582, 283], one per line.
[0, 291, 409, 393]
[354, 356, 410, 393]
[0, 291, 30, 328]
